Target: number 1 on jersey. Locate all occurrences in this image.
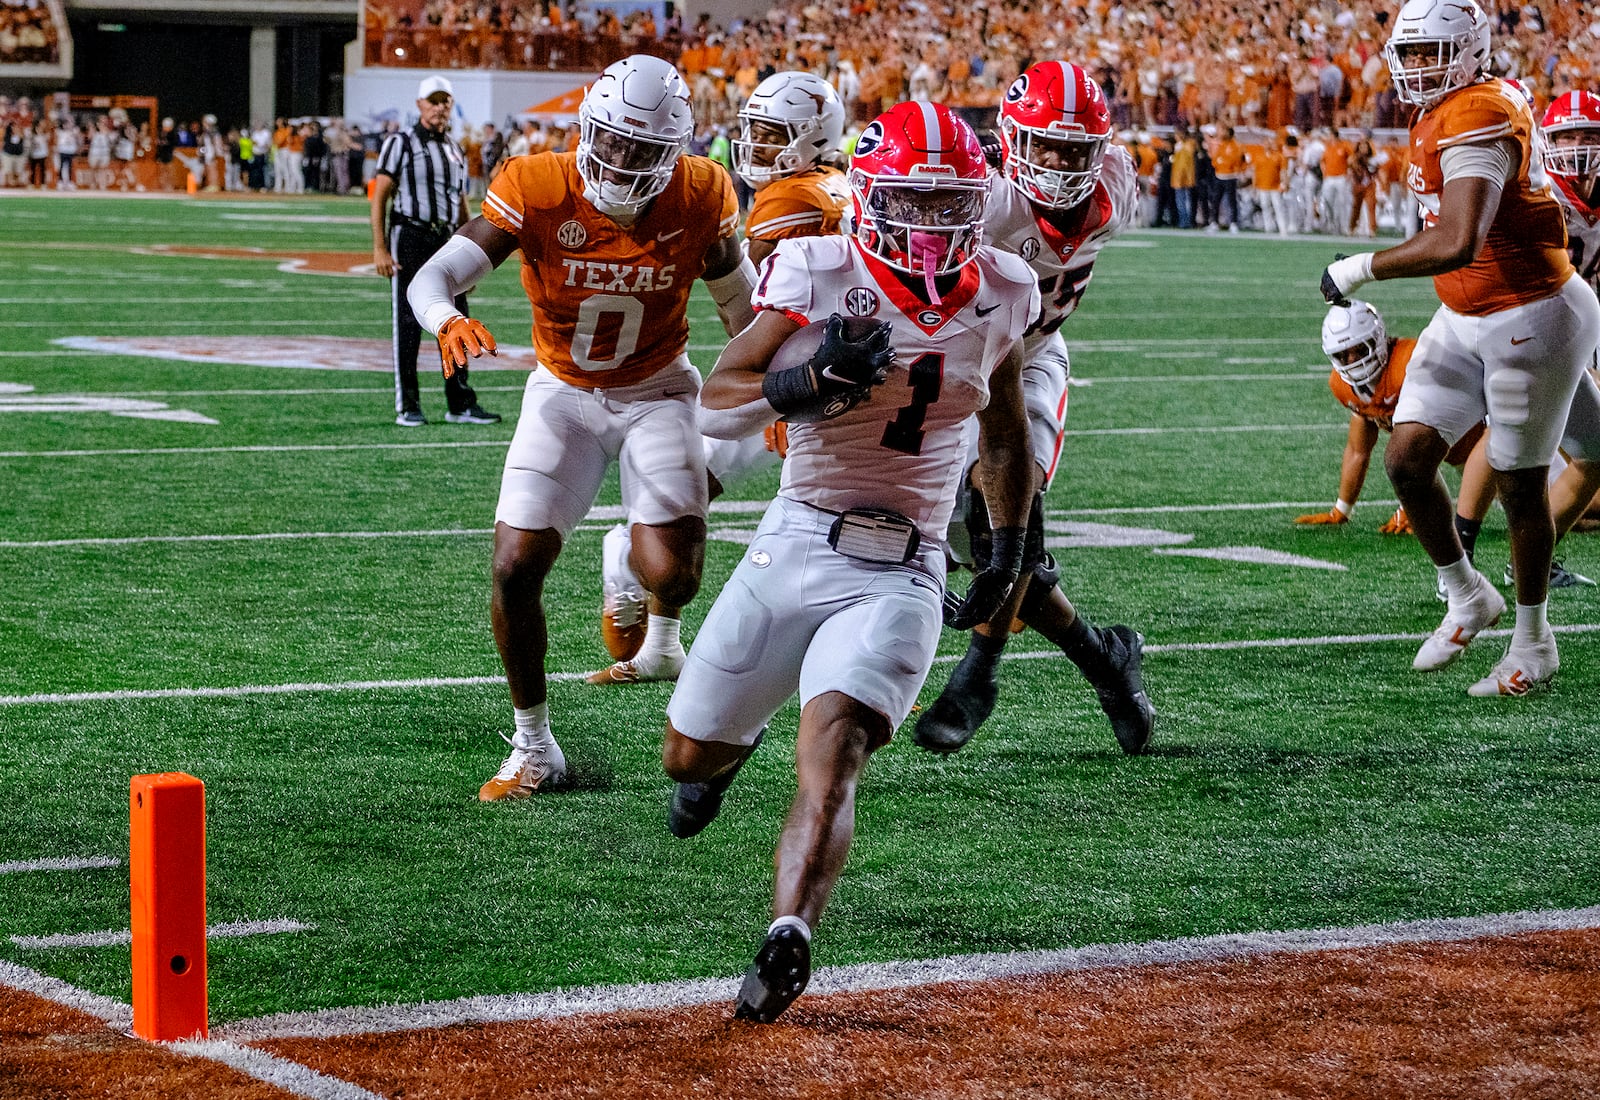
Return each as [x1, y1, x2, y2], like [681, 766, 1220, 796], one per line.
[881, 352, 943, 456]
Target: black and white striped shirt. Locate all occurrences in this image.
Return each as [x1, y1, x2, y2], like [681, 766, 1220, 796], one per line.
[375, 124, 468, 226]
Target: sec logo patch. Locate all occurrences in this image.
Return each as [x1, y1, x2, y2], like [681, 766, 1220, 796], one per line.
[845, 287, 880, 317]
[557, 220, 587, 249]
[1020, 237, 1041, 261]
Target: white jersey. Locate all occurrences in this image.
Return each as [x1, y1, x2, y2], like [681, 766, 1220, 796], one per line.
[755, 235, 1039, 539]
[1552, 174, 1600, 289]
[983, 143, 1137, 358]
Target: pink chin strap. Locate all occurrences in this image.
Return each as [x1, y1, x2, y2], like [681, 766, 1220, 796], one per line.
[908, 230, 949, 304]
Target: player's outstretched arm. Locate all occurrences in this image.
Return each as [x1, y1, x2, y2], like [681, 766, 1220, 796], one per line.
[1321, 155, 1506, 303]
[947, 346, 1032, 630]
[1297, 415, 1380, 524]
[407, 217, 520, 375]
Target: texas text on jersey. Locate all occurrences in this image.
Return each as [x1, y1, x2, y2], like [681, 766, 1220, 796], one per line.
[1405, 79, 1574, 315]
[1329, 337, 1416, 430]
[754, 234, 1039, 538]
[983, 142, 1137, 351]
[482, 150, 739, 387]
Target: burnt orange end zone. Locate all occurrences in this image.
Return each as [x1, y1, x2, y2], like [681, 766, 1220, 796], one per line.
[7, 928, 1600, 1098]
[136, 245, 373, 275]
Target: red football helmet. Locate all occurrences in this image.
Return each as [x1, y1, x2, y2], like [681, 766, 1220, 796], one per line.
[849, 102, 988, 288]
[998, 61, 1111, 209]
[1542, 90, 1600, 180]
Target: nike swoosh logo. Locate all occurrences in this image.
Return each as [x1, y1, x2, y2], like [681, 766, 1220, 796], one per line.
[974, 304, 1000, 318]
[820, 365, 856, 385]
[656, 228, 685, 242]
[1510, 336, 1534, 345]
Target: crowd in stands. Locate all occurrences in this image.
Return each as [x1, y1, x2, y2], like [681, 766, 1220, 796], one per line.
[0, 0, 61, 67]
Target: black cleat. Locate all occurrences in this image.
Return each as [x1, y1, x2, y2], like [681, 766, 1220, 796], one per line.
[733, 925, 811, 1023]
[668, 729, 763, 838]
[1092, 626, 1155, 755]
[668, 781, 726, 839]
[1502, 559, 1596, 589]
[912, 650, 1000, 755]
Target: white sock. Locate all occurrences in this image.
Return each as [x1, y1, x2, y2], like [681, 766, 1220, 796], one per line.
[512, 704, 552, 749]
[769, 915, 811, 942]
[602, 525, 643, 598]
[1512, 601, 1550, 648]
[639, 614, 682, 659]
[1438, 556, 1478, 605]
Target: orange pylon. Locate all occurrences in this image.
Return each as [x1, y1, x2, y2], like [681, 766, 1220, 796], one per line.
[130, 773, 207, 1041]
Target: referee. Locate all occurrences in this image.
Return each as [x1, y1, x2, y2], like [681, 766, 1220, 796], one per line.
[371, 75, 499, 426]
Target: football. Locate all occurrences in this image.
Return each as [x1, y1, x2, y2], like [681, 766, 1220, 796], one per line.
[766, 314, 892, 423]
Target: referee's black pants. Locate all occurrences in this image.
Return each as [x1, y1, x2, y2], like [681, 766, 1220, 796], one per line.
[390, 222, 479, 417]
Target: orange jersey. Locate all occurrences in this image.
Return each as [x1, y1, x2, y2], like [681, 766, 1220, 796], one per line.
[744, 166, 850, 241]
[1248, 146, 1287, 191]
[482, 151, 738, 388]
[1211, 139, 1246, 178]
[1328, 337, 1415, 430]
[1321, 139, 1351, 178]
[1406, 80, 1575, 316]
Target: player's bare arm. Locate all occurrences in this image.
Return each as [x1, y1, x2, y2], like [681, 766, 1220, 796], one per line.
[701, 308, 802, 410]
[1323, 163, 1504, 300]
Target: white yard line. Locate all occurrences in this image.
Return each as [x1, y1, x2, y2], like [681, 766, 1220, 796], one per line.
[0, 958, 132, 1029]
[0, 856, 120, 874]
[3, 624, 1596, 709]
[10, 918, 314, 951]
[215, 903, 1600, 1040]
[0, 423, 1339, 462]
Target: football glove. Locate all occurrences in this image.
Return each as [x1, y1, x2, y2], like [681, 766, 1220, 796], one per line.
[1321, 252, 1375, 305]
[944, 525, 1026, 630]
[1378, 506, 1413, 535]
[762, 420, 790, 458]
[763, 314, 894, 421]
[437, 316, 497, 377]
[1295, 508, 1349, 525]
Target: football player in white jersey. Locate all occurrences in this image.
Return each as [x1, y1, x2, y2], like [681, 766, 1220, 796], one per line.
[914, 61, 1155, 758]
[663, 102, 1039, 1023]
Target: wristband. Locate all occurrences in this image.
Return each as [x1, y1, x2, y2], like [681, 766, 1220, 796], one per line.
[761, 365, 820, 416]
[987, 525, 1027, 577]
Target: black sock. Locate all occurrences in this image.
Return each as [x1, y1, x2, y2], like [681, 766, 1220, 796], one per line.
[958, 629, 1007, 678]
[1454, 514, 1481, 559]
[1059, 615, 1108, 676]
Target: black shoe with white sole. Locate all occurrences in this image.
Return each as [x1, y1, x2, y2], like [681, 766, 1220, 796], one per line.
[445, 405, 502, 424]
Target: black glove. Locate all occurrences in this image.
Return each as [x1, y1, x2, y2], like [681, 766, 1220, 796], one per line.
[944, 525, 1026, 630]
[763, 314, 894, 420]
[978, 129, 1005, 169]
[1320, 252, 1351, 306]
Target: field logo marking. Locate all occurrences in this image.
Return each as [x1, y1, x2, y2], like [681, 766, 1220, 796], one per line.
[0, 382, 216, 425]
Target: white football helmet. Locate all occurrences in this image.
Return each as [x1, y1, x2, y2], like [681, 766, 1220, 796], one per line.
[577, 55, 693, 221]
[733, 71, 845, 189]
[1383, 0, 1491, 109]
[1322, 301, 1389, 397]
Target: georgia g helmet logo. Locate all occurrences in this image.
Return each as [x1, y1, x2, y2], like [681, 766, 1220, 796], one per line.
[1005, 73, 1029, 104]
[853, 121, 884, 158]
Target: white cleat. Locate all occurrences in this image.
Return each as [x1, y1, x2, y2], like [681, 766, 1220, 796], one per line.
[586, 646, 686, 685]
[1467, 637, 1559, 697]
[1413, 574, 1506, 671]
[478, 733, 568, 801]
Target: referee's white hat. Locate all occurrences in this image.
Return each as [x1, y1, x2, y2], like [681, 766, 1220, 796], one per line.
[417, 76, 454, 101]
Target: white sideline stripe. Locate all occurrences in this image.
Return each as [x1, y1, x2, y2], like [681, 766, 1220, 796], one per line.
[0, 958, 132, 1028]
[0, 856, 120, 874]
[1052, 498, 1399, 516]
[5, 624, 1599, 708]
[37, 386, 530, 399]
[0, 423, 1339, 461]
[168, 1042, 388, 1100]
[215, 903, 1600, 1040]
[10, 918, 313, 950]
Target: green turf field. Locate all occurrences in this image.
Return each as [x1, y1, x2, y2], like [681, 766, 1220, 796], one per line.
[0, 194, 1595, 1022]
